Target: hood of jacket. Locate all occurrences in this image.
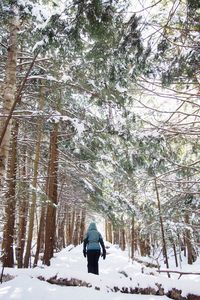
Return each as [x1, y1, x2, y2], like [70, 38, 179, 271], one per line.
[87, 222, 97, 232]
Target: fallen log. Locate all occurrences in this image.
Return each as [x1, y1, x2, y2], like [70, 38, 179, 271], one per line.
[133, 258, 158, 268]
[38, 275, 92, 287]
[38, 275, 200, 300]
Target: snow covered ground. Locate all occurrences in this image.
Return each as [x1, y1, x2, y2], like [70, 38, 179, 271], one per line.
[0, 243, 199, 299]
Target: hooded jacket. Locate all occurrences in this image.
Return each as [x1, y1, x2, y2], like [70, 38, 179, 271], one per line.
[83, 222, 105, 251]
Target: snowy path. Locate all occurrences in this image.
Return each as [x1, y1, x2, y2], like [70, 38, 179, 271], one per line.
[0, 243, 199, 299]
[0, 277, 169, 300]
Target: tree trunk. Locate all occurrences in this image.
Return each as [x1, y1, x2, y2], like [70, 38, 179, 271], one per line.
[154, 178, 170, 276]
[184, 212, 196, 264]
[0, 4, 19, 187]
[73, 210, 81, 246]
[139, 238, 146, 256]
[43, 123, 58, 266]
[17, 193, 28, 268]
[17, 144, 29, 268]
[119, 227, 126, 251]
[131, 216, 135, 259]
[113, 228, 119, 244]
[66, 208, 75, 245]
[33, 205, 46, 267]
[79, 209, 86, 243]
[106, 221, 112, 243]
[57, 204, 66, 251]
[16, 45, 28, 268]
[24, 85, 45, 268]
[172, 242, 178, 267]
[2, 121, 18, 267]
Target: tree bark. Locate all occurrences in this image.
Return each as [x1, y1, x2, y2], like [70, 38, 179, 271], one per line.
[172, 242, 178, 267]
[0, 4, 19, 187]
[79, 209, 86, 243]
[33, 205, 46, 267]
[2, 121, 18, 267]
[24, 84, 45, 268]
[66, 208, 75, 246]
[119, 227, 126, 251]
[131, 216, 135, 259]
[73, 210, 81, 246]
[43, 123, 58, 266]
[113, 228, 119, 244]
[184, 213, 196, 264]
[57, 203, 66, 251]
[17, 144, 29, 268]
[106, 221, 112, 243]
[154, 178, 170, 276]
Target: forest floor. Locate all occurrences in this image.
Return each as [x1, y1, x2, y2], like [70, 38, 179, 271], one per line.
[0, 242, 200, 300]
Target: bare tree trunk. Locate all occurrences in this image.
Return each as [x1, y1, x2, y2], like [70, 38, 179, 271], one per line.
[24, 85, 45, 268]
[119, 227, 126, 251]
[65, 208, 70, 246]
[16, 45, 28, 268]
[66, 208, 75, 245]
[0, 4, 19, 187]
[113, 228, 119, 244]
[184, 213, 196, 264]
[79, 209, 86, 243]
[33, 205, 46, 267]
[57, 203, 66, 251]
[131, 216, 135, 259]
[139, 238, 146, 256]
[2, 121, 18, 267]
[154, 178, 170, 276]
[43, 123, 58, 266]
[17, 144, 29, 268]
[183, 234, 187, 257]
[172, 242, 178, 267]
[73, 210, 81, 246]
[105, 220, 108, 241]
[17, 194, 28, 268]
[106, 221, 112, 243]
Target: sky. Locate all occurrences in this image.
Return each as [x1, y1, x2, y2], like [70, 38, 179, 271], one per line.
[0, 242, 199, 300]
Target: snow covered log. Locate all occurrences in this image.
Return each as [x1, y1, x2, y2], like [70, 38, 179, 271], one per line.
[37, 275, 200, 300]
[38, 275, 92, 288]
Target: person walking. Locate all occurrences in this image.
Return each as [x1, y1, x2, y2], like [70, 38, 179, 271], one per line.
[83, 222, 106, 275]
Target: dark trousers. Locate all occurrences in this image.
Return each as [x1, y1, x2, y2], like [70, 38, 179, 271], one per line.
[87, 250, 100, 275]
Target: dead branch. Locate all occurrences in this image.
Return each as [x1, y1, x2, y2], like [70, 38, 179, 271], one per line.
[157, 269, 200, 279]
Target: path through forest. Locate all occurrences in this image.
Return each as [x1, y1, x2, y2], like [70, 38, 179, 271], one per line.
[0, 242, 200, 299]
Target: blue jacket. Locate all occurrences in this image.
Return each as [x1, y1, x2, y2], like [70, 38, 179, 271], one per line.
[83, 222, 105, 252]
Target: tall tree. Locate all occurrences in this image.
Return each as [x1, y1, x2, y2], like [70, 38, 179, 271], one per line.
[0, 2, 19, 187]
[2, 121, 18, 267]
[24, 83, 45, 267]
[43, 122, 59, 266]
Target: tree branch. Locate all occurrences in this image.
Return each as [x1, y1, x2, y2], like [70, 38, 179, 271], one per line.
[0, 51, 39, 148]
